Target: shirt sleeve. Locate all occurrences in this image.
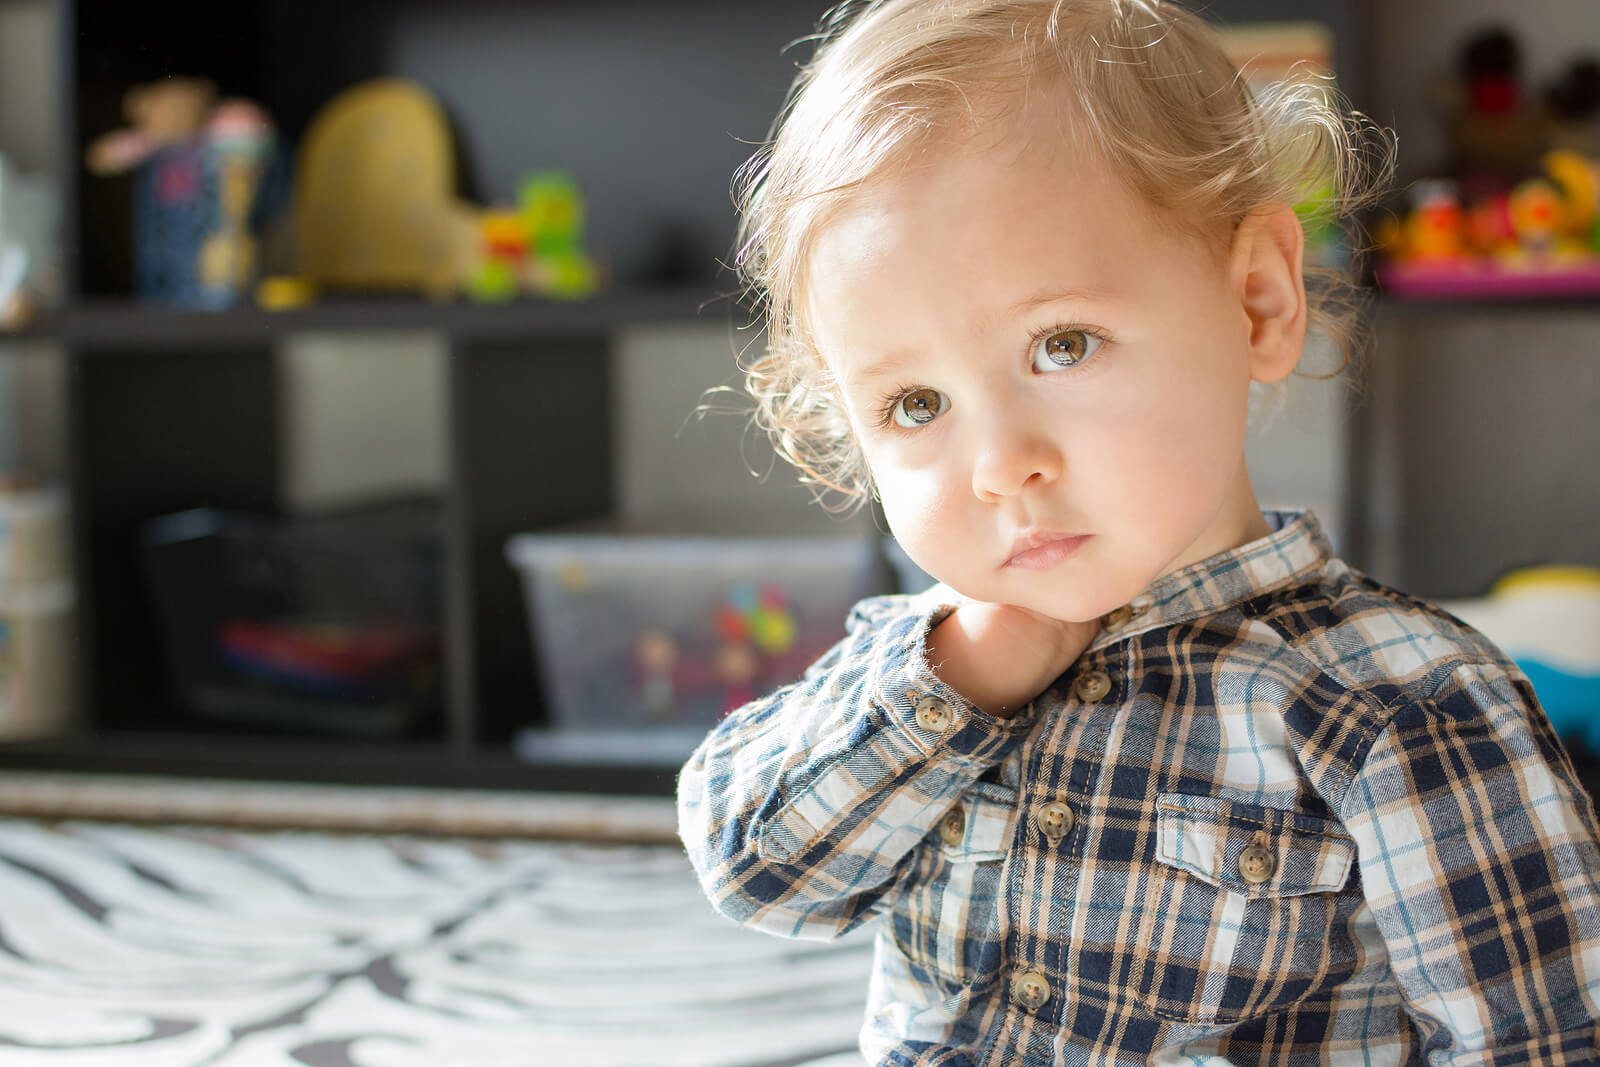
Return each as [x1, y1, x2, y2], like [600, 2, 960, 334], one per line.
[676, 588, 1034, 941]
[1341, 659, 1600, 1064]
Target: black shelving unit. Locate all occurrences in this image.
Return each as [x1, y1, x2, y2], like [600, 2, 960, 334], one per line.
[0, 0, 841, 794]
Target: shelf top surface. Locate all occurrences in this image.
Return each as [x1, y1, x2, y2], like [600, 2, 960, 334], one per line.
[43, 288, 742, 349]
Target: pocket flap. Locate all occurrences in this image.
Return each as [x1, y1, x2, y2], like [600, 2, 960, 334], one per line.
[1155, 792, 1355, 897]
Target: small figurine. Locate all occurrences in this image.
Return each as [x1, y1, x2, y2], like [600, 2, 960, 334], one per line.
[1400, 179, 1468, 261]
[197, 100, 276, 303]
[713, 640, 758, 717]
[1540, 57, 1600, 156]
[1542, 149, 1600, 246]
[86, 77, 284, 308]
[1445, 26, 1539, 179]
[634, 628, 679, 722]
[1466, 191, 1517, 258]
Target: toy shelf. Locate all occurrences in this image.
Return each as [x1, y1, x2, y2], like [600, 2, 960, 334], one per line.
[0, 732, 678, 796]
[54, 287, 725, 347]
[1377, 261, 1600, 304]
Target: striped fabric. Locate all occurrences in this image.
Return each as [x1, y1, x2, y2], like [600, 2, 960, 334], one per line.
[0, 818, 874, 1066]
[678, 510, 1600, 1065]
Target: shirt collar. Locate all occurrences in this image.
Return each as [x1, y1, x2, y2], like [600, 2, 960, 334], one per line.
[1087, 508, 1334, 653]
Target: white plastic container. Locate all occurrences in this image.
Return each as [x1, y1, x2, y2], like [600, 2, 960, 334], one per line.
[505, 533, 889, 761]
[0, 580, 76, 739]
[0, 486, 68, 591]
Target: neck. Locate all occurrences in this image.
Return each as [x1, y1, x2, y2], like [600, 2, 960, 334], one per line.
[1167, 461, 1272, 578]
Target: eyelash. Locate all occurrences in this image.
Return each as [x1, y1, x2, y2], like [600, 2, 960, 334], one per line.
[871, 323, 1112, 431]
[1028, 322, 1111, 367]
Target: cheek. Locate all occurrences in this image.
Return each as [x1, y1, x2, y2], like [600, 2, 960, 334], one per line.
[873, 463, 960, 566]
[1092, 346, 1250, 492]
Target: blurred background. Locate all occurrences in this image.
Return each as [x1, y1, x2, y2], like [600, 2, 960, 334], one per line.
[0, 0, 1595, 793]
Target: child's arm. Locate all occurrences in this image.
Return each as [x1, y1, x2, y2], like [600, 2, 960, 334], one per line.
[677, 588, 1096, 940]
[1340, 660, 1600, 1062]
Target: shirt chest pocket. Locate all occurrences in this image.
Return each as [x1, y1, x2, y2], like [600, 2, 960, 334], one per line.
[888, 783, 1016, 989]
[1132, 793, 1359, 1025]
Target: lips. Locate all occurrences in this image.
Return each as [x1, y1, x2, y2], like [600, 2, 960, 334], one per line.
[1005, 530, 1091, 570]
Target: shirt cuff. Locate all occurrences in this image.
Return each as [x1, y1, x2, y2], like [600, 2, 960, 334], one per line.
[876, 598, 1037, 765]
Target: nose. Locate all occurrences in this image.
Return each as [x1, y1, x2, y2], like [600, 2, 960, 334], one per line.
[970, 413, 1063, 501]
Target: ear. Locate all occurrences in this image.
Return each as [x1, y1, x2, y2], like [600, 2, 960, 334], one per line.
[1228, 204, 1307, 385]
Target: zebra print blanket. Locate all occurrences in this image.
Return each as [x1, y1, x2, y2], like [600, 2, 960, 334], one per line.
[0, 818, 874, 1066]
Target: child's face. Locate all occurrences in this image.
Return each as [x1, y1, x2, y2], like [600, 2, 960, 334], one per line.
[806, 127, 1295, 624]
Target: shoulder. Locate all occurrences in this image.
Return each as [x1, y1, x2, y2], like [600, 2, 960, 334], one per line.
[1227, 558, 1548, 786]
[1238, 555, 1520, 702]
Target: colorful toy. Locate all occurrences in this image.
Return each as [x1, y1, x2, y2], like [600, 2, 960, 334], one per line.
[465, 173, 600, 302]
[1395, 180, 1468, 261]
[218, 618, 437, 703]
[1505, 176, 1588, 263]
[86, 77, 285, 308]
[626, 583, 802, 722]
[1377, 149, 1600, 298]
[1543, 149, 1600, 243]
[1437, 567, 1600, 753]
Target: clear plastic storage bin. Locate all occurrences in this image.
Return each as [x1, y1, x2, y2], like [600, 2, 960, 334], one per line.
[506, 533, 891, 762]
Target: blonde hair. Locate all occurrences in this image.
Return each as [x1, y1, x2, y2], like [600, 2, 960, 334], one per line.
[733, 0, 1394, 508]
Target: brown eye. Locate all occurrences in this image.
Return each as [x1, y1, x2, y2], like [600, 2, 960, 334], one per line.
[1034, 328, 1103, 370]
[893, 387, 949, 428]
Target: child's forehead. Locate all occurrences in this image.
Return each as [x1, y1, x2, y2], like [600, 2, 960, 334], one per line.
[808, 126, 1147, 273]
[800, 107, 1231, 316]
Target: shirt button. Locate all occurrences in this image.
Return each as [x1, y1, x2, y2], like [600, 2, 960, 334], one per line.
[1011, 969, 1052, 1010]
[940, 805, 966, 847]
[914, 695, 953, 732]
[1035, 800, 1075, 842]
[1103, 604, 1134, 631]
[1239, 844, 1276, 884]
[1073, 670, 1111, 703]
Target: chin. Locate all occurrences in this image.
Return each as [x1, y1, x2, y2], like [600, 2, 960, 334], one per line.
[998, 585, 1115, 625]
[1017, 575, 1137, 625]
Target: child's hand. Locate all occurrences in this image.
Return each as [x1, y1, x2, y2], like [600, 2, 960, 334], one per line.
[924, 602, 1102, 718]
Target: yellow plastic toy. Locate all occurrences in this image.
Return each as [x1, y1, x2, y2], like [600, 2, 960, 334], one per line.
[295, 79, 478, 298]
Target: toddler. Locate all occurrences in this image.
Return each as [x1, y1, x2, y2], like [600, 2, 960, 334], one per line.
[677, 1, 1600, 1063]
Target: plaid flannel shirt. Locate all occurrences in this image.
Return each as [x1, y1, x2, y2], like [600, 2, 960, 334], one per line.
[677, 510, 1600, 1065]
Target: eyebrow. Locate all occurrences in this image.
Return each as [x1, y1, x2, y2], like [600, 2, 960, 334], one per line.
[1007, 286, 1114, 314]
[844, 349, 917, 388]
[839, 286, 1117, 388]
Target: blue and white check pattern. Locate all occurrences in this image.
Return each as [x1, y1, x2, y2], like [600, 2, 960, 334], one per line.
[678, 510, 1600, 1065]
